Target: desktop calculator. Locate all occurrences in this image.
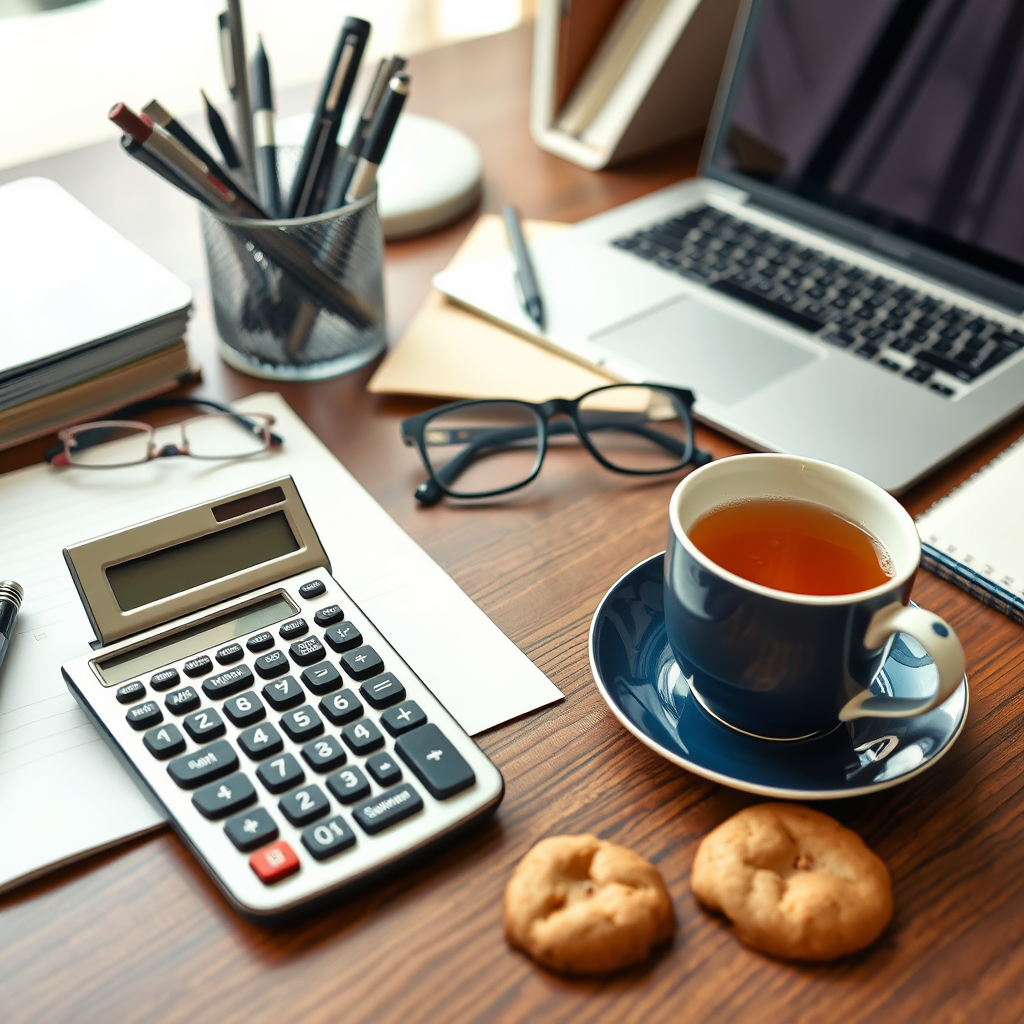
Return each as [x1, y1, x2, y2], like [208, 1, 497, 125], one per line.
[61, 476, 504, 920]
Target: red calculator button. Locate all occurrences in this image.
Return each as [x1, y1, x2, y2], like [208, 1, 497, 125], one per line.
[249, 840, 300, 884]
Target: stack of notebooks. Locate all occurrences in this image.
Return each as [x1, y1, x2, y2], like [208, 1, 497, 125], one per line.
[0, 177, 195, 451]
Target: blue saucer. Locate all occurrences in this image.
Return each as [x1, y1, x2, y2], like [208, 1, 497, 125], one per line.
[589, 554, 969, 799]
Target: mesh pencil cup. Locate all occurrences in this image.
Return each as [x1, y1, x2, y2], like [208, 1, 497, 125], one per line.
[201, 186, 386, 381]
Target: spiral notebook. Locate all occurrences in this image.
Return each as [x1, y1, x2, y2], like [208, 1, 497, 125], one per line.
[916, 437, 1024, 626]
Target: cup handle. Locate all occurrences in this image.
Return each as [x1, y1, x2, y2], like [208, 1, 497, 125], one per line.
[839, 603, 965, 721]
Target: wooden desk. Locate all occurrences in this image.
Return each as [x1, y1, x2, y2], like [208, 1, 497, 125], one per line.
[3, 24, 1024, 1024]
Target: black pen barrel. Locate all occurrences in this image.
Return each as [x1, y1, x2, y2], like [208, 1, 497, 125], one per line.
[0, 581, 24, 675]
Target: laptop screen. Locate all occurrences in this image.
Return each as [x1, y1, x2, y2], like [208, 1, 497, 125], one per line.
[709, 0, 1024, 286]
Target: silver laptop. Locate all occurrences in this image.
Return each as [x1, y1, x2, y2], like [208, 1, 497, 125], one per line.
[435, 0, 1024, 494]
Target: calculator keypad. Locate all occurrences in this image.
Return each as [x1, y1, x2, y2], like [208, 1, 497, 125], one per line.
[257, 753, 305, 793]
[262, 675, 303, 710]
[225, 807, 278, 851]
[166, 686, 201, 715]
[301, 662, 342, 695]
[144, 722, 185, 758]
[202, 665, 254, 699]
[223, 691, 266, 727]
[167, 739, 238, 788]
[192, 772, 256, 819]
[239, 722, 284, 760]
[255, 650, 289, 679]
[183, 707, 226, 742]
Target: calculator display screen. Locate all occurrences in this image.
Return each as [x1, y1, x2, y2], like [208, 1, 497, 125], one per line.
[106, 511, 300, 612]
[96, 593, 296, 685]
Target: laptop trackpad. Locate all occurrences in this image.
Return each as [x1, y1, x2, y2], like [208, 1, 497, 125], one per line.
[589, 296, 817, 405]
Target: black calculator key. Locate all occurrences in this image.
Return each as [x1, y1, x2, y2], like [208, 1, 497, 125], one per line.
[246, 630, 275, 652]
[301, 734, 347, 772]
[352, 783, 424, 835]
[279, 618, 308, 640]
[380, 701, 427, 736]
[290, 635, 326, 667]
[341, 718, 385, 755]
[366, 751, 403, 786]
[359, 673, 406, 709]
[191, 771, 256, 820]
[167, 739, 239, 789]
[314, 604, 344, 628]
[224, 807, 279, 852]
[324, 622, 362, 653]
[183, 655, 212, 678]
[127, 701, 162, 730]
[238, 722, 284, 760]
[183, 707, 226, 742]
[326, 765, 371, 804]
[396, 724, 475, 799]
[301, 662, 342, 695]
[319, 688, 363, 725]
[340, 645, 383, 681]
[165, 686, 201, 715]
[223, 690, 266, 727]
[301, 816, 356, 860]
[116, 680, 145, 704]
[215, 643, 244, 665]
[202, 664, 254, 700]
[298, 579, 326, 599]
[255, 649, 289, 679]
[150, 668, 180, 691]
[279, 783, 330, 826]
[262, 675, 304, 710]
[280, 704, 324, 742]
[143, 722, 185, 759]
[256, 752, 305, 793]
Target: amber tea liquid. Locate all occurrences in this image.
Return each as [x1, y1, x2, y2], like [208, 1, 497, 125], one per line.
[687, 498, 894, 595]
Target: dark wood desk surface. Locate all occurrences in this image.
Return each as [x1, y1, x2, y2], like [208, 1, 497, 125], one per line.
[3, 24, 1024, 1024]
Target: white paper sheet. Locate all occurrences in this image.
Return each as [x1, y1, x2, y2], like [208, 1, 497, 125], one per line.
[0, 393, 562, 893]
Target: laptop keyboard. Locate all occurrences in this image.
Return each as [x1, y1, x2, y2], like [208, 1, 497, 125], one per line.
[612, 205, 1024, 397]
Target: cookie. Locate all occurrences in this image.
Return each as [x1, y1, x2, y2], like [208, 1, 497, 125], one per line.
[691, 803, 892, 961]
[503, 834, 675, 974]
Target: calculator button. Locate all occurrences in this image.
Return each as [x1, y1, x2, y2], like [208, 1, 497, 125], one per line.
[246, 631, 275, 653]
[167, 739, 239, 789]
[301, 735, 347, 772]
[301, 662, 342, 696]
[191, 771, 256, 820]
[359, 673, 406, 709]
[215, 643, 244, 665]
[183, 707, 226, 742]
[143, 723, 185, 758]
[255, 650, 289, 679]
[224, 807, 279, 852]
[261, 675, 304, 710]
[380, 701, 427, 736]
[280, 705, 324, 743]
[324, 622, 362, 653]
[127, 701, 162, 730]
[351, 783, 424, 835]
[341, 718, 384, 755]
[238, 722, 284, 760]
[279, 618, 308, 640]
[340, 645, 383, 681]
[313, 604, 344, 628]
[250, 840, 300, 884]
[290, 636, 326, 667]
[319, 688, 363, 725]
[366, 752, 403, 787]
[301, 816, 356, 860]
[223, 691, 266, 727]
[165, 686, 201, 715]
[298, 579, 326, 599]
[326, 765, 371, 803]
[279, 783, 330, 826]
[202, 664, 254, 700]
[116, 680, 146, 704]
[396, 724, 476, 799]
[183, 655, 213, 678]
[256, 753, 305, 794]
[150, 668, 180, 691]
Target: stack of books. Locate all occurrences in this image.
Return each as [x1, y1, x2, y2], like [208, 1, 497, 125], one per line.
[0, 177, 195, 451]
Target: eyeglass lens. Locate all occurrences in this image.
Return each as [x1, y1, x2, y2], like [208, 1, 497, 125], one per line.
[183, 413, 270, 459]
[65, 423, 152, 467]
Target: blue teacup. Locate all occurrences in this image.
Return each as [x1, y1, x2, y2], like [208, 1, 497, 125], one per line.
[664, 454, 964, 740]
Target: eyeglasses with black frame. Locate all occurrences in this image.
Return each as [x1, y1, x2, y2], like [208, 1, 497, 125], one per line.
[400, 384, 712, 505]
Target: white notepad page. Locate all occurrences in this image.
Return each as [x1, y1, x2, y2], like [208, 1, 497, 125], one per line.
[0, 393, 562, 894]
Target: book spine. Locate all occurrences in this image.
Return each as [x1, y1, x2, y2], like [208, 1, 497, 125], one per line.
[921, 543, 1024, 627]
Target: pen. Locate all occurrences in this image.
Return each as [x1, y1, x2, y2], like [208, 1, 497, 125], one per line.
[224, 0, 256, 179]
[251, 36, 281, 217]
[120, 134, 211, 205]
[288, 16, 371, 218]
[201, 90, 241, 171]
[502, 205, 545, 331]
[346, 71, 409, 203]
[0, 581, 23, 681]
